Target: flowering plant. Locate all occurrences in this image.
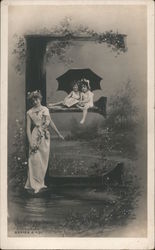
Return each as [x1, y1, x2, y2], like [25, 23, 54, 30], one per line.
[29, 111, 50, 155]
[8, 118, 27, 188]
[41, 113, 50, 139]
[30, 144, 39, 154]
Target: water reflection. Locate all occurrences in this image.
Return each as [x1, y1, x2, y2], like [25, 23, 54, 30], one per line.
[9, 187, 117, 223]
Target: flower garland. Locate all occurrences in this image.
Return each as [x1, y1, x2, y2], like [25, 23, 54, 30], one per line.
[12, 17, 127, 74]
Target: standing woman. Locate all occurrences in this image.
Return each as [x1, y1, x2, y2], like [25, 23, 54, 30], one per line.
[25, 90, 64, 194]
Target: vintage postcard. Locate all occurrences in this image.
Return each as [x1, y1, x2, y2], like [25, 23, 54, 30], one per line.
[0, 0, 154, 249]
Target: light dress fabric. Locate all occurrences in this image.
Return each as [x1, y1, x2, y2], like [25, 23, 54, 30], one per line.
[63, 91, 80, 107]
[25, 105, 50, 192]
[79, 90, 94, 110]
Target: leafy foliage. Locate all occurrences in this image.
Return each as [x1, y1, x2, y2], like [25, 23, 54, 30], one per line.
[105, 80, 138, 131]
[63, 181, 140, 233]
[12, 35, 26, 74]
[8, 119, 27, 190]
[13, 17, 127, 74]
[46, 40, 74, 66]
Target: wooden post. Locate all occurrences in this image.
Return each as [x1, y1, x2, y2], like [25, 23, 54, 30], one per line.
[25, 36, 47, 109]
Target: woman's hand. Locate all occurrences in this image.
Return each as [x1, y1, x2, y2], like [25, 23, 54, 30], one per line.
[78, 101, 85, 107]
[59, 134, 65, 140]
[50, 118, 65, 140]
[29, 141, 38, 149]
[29, 141, 34, 149]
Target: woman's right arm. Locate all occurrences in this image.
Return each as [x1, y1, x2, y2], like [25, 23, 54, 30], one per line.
[64, 91, 72, 102]
[27, 114, 33, 148]
[49, 117, 64, 140]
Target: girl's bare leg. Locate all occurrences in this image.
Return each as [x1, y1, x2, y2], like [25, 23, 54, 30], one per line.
[50, 101, 63, 106]
[76, 104, 82, 109]
[80, 108, 88, 124]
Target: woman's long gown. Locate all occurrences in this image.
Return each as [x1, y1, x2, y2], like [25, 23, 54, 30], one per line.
[25, 105, 50, 192]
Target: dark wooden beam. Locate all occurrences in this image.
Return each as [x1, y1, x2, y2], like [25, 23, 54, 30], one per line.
[48, 97, 107, 117]
[25, 37, 47, 109]
[25, 34, 127, 43]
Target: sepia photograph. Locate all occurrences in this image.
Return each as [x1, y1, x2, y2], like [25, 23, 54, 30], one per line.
[0, 0, 154, 249]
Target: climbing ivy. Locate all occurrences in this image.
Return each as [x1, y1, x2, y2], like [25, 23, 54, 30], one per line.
[12, 17, 127, 74]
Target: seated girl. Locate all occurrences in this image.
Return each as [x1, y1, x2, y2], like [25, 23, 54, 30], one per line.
[51, 82, 81, 108]
[77, 80, 94, 124]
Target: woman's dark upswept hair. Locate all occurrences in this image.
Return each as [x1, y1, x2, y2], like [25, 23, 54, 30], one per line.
[27, 90, 42, 105]
[71, 80, 79, 89]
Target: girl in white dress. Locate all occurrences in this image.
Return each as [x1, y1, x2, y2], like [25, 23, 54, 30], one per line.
[77, 81, 94, 124]
[25, 90, 64, 194]
[50, 83, 81, 108]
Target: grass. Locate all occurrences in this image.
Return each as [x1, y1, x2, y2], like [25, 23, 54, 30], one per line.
[63, 187, 138, 233]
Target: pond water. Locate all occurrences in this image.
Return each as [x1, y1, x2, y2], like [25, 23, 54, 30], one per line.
[9, 185, 133, 237]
